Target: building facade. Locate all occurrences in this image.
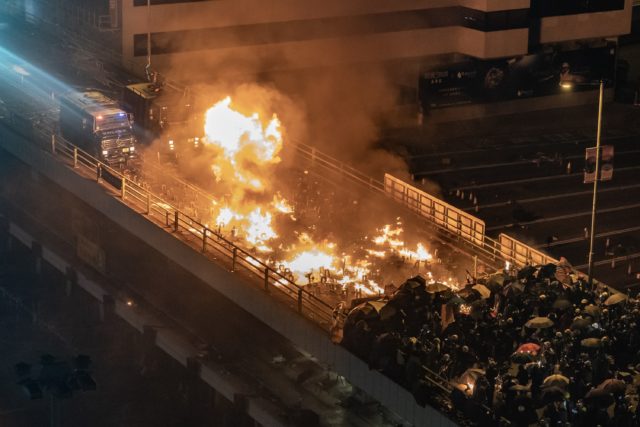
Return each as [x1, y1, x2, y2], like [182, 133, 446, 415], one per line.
[119, 0, 633, 112]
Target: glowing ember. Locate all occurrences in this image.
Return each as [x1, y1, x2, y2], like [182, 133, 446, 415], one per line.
[373, 224, 404, 247]
[272, 194, 293, 214]
[216, 207, 238, 227]
[400, 243, 433, 262]
[283, 249, 334, 281]
[204, 97, 282, 161]
[245, 208, 277, 250]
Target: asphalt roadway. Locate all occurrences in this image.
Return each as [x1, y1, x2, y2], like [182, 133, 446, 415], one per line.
[390, 102, 640, 292]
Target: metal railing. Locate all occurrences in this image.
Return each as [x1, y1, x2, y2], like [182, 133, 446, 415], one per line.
[291, 142, 386, 193]
[384, 174, 486, 246]
[7, 117, 336, 329]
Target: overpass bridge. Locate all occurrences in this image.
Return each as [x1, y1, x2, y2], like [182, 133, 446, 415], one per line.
[0, 4, 611, 425]
[0, 80, 459, 426]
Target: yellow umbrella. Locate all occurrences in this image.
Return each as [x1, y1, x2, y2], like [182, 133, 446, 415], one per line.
[543, 374, 570, 388]
[604, 293, 627, 306]
[472, 284, 491, 299]
[581, 338, 601, 348]
[426, 282, 449, 293]
[525, 316, 554, 329]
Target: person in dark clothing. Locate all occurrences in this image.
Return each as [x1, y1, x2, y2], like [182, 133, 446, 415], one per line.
[543, 400, 569, 426]
[516, 364, 529, 386]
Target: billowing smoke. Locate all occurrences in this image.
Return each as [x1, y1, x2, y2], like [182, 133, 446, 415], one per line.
[134, 7, 462, 286]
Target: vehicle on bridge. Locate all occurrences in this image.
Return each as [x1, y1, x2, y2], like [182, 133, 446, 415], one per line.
[122, 82, 202, 160]
[59, 91, 137, 165]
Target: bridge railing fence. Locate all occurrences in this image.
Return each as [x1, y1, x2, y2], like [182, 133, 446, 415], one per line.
[2, 110, 336, 330]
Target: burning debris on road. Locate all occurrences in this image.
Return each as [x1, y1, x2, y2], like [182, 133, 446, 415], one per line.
[142, 94, 461, 303]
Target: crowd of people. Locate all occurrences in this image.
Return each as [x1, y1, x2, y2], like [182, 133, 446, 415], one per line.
[339, 258, 640, 426]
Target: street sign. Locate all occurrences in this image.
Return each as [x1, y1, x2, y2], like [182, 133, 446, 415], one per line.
[584, 147, 597, 183]
[600, 145, 614, 181]
[583, 145, 614, 183]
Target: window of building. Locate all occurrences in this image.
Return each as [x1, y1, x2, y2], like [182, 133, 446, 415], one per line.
[533, 0, 625, 17]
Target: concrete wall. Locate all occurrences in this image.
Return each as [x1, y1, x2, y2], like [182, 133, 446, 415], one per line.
[540, 0, 633, 43]
[0, 126, 458, 426]
[120, 0, 532, 75]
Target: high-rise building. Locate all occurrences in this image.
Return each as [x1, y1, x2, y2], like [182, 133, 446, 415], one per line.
[119, 1, 633, 114]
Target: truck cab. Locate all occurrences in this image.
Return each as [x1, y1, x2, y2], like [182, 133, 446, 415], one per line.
[122, 82, 202, 159]
[59, 91, 137, 165]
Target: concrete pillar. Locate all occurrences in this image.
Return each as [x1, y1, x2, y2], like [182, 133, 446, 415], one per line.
[232, 394, 252, 427]
[140, 326, 158, 377]
[65, 266, 77, 297]
[0, 217, 10, 255]
[31, 300, 39, 325]
[99, 295, 115, 322]
[31, 241, 42, 276]
[185, 357, 204, 418]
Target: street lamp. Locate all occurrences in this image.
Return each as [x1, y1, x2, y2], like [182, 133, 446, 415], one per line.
[587, 80, 605, 287]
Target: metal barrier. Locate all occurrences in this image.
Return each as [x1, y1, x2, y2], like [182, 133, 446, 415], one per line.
[385, 174, 486, 246]
[499, 233, 559, 267]
[291, 142, 386, 193]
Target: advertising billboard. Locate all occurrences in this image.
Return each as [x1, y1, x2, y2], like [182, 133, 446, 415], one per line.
[419, 44, 617, 109]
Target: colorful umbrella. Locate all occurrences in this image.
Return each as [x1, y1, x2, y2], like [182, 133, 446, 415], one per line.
[516, 343, 541, 354]
[580, 338, 601, 348]
[426, 282, 449, 293]
[525, 316, 554, 329]
[543, 374, 570, 388]
[472, 284, 491, 299]
[460, 368, 485, 386]
[604, 293, 628, 306]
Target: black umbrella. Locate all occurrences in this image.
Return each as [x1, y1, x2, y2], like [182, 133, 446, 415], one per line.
[518, 265, 536, 280]
[570, 317, 591, 330]
[408, 275, 426, 286]
[512, 352, 535, 364]
[542, 386, 567, 404]
[379, 304, 397, 322]
[597, 378, 626, 395]
[458, 287, 481, 302]
[401, 279, 425, 292]
[552, 299, 572, 311]
[425, 282, 449, 293]
[538, 263, 557, 279]
[503, 282, 524, 297]
[487, 272, 508, 288]
[446, 295, 464, 305]
[585, 387, 615, 406]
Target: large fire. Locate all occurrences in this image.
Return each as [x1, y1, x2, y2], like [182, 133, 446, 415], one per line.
[202, 97, 450, 298]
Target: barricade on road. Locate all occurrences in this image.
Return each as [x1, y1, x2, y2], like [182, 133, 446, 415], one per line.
[498, 233, 558, 267]
[384, 174, 486, 246]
